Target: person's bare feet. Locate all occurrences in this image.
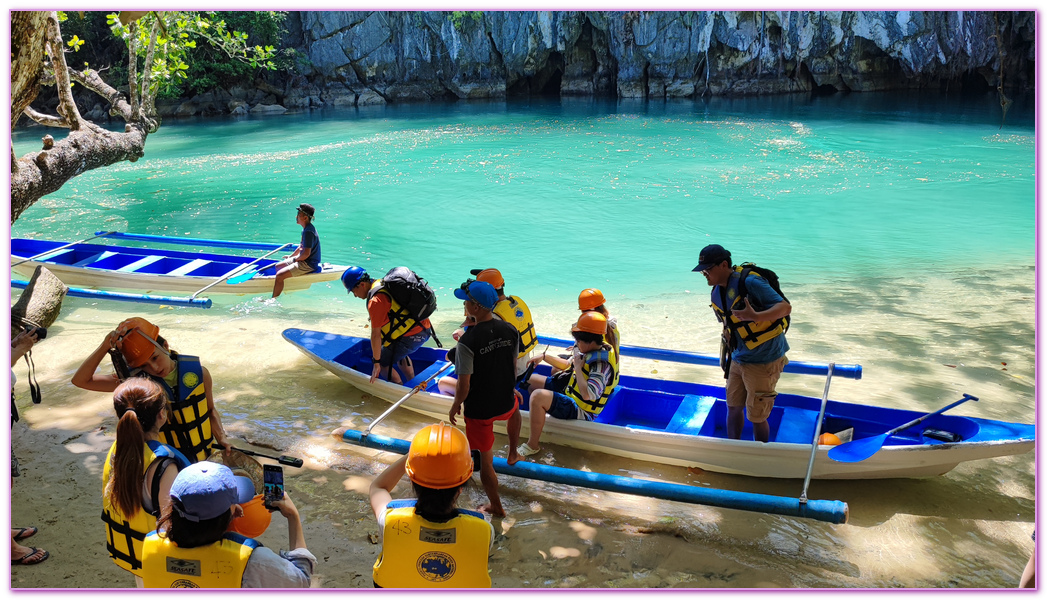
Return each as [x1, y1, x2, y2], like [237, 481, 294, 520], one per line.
[506, 448, 521, 466]
[478, 503, 506, 518]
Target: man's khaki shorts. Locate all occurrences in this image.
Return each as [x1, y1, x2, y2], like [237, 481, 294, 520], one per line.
[277, 259, 316, 277]
[725, 355, 788, 423]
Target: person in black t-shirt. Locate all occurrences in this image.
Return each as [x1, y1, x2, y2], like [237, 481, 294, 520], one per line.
[447, 280, 522, 517]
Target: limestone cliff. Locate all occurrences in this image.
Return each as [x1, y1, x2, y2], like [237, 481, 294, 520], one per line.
[282, 10, 1033, 107]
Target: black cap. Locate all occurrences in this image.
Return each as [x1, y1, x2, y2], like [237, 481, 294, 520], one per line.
[297, 203, 315, 218]
[692, 244, 731, 272]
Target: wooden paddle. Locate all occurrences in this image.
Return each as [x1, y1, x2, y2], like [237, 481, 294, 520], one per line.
[828, 393, 978, 463]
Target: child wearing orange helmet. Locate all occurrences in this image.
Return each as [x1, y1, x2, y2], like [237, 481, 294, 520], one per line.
[516, 312, 620, 458]
[369, 423, 493, 588]
[72, 317, 232, 462]
[578, 288, 620, 358]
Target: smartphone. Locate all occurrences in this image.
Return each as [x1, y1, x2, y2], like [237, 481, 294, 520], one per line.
[263, 464, 284, 509]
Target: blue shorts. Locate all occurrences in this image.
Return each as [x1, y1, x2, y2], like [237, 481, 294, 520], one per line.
[548, 392, 590, 421]
[381, 330, 430, 369]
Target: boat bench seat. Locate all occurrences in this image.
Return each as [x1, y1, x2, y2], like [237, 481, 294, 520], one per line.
[30, 248, 75, 263]
[167, 259, 212, 277]
[667, 395, 717, 435]
[117, 255, 165, 272]
[404, 361, 452, 392]
[774, 409, 819, 444]
[73, 251, 117, 267]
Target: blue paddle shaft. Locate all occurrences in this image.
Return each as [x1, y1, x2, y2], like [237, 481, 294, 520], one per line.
[884, 393, 978, 436]
[828, 394, 978, 463]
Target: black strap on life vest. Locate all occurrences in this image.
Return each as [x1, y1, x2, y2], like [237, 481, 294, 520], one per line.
[101, 509, 147, 571]
[148, 457, 175, 518]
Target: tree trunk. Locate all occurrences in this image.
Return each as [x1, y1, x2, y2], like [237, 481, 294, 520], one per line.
[11, 266, 69, 335]
[10, 12, 47, 133]
[11, 126, 148, 222]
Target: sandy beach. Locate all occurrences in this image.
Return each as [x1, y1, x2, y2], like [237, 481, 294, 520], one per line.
[7, 267, 1036, 589]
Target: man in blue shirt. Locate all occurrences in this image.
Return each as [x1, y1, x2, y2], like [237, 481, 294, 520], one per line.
[694, 244, 791, 443]
[272, 203, 322, 298]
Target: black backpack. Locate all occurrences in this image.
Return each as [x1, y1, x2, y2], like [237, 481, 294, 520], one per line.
[375, 267, 442, 347]
[734, 262, 790, 332]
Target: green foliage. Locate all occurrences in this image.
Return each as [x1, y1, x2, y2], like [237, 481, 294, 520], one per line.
[449, 11, 484, 32]
[103, 11, 283, 99]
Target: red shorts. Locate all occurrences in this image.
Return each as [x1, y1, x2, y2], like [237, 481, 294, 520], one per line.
[465, 402, 519, 453]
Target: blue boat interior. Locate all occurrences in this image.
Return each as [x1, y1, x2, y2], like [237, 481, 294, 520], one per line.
[11, 239, 280, 277]
[285, 329, 1034, 447]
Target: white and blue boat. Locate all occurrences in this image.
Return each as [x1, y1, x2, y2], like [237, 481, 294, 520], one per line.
[11, 232, 346, 297]
[283, 328, 1034, 480]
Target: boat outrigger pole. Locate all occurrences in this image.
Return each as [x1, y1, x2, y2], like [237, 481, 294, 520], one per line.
[338, 428, 849, 525]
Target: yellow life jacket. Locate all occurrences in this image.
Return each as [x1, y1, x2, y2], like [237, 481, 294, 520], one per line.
[368, 281, 420, 346]
[711, 268, 789, 350]
[140, 531, 258, 588]
[101, 440, 191, 574]
[564, 344, 619, 416]
[373, 500, 492, 588]
[147, 355, 213, 463]
[492, 295, 537, 357]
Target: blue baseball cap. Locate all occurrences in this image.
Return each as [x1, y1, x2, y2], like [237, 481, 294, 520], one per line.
[692, 244, 731, 272]
[170, 462, 255, 522]
[454, 280, 498, 310]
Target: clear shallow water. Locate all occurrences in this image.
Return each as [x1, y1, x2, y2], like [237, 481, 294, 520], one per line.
[12, 92, 1034, 303]
[9, 92, 1036, 588]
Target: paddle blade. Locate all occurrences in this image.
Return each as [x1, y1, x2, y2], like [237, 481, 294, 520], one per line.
[827, 433, 890, 463]
[228, 269, 259, 285]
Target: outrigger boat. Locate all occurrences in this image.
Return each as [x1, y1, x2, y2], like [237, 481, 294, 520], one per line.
[11, 231, 346, 298]
[283, 328, 1034, 480]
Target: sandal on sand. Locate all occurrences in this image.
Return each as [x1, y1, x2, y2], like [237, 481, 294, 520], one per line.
[12, 547, 48, 566]
[517, 442, 540, 457]
[12, 527, 37, 541]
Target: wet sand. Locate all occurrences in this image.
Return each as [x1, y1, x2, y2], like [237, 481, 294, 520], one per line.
[9, 268, 1035, 588]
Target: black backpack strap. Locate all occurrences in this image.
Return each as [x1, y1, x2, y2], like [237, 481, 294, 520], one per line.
[429, 327, 443, 349]
[148, 457, 176, 517]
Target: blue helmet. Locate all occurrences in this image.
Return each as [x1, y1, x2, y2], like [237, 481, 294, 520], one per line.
[341, 266, 367, 292]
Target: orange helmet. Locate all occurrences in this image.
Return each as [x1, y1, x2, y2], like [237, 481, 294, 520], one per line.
[572, 311, 608, 336]
[578, 288, 606, 311]
[229, 494, 272, 537]
[405, 423, 473, 489]
[818, 433, 842, 446]
[475, 268, 504, 289]
[117, 317, 161, 368]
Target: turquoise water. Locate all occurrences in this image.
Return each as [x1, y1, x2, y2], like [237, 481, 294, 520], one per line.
[12, 93, 1035, 305]
[9, 93, 1037, 588]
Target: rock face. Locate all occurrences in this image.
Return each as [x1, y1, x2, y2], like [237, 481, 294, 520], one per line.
[285, 10, 1034, 104]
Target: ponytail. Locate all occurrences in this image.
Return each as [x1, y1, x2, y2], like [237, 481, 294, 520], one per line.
[106, 378, 169, 517]
[108, 410, 146, 516]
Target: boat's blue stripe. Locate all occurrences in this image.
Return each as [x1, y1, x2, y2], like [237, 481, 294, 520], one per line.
[537, 335, 862, 380]
[94, 231, 286, 251]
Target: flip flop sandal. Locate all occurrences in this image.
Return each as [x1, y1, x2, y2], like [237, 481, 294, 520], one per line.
[12, 547, 48, 566]
[517, 442, 540, 457]
[12, 526, 37, 541]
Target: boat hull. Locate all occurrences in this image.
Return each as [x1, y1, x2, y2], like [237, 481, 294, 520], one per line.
[11, 238, 344, 295]
[283, 328, 1035, 480]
